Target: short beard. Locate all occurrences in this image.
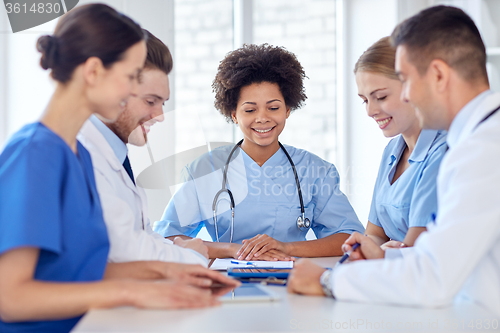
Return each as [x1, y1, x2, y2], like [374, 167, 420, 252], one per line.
[106, 112, 133, 144]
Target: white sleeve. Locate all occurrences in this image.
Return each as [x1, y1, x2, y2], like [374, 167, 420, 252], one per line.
[330, 131, 500, 308]
[94, 168, 208, 267]
[383, 247, 416, 260]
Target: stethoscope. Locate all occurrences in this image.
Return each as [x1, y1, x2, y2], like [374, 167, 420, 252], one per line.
[212, 139, 310, 243]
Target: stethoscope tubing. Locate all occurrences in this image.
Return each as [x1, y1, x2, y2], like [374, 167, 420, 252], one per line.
[212, 140, 309, 242]
[278, 142, 305, 215]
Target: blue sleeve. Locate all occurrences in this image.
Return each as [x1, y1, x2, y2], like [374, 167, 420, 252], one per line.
[408, 142, 447, 227]
[368, 152, 387, 227]
[154, 166, 205, 238]
[311, 165, 365, 238]
[367, 187, 381, 226]
[0, 140, 64, 255]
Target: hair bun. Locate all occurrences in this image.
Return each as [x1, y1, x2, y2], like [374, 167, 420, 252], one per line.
[37, 35, 58, 70]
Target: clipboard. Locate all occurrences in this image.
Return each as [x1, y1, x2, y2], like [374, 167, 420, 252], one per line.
[227, 267, 291, 279]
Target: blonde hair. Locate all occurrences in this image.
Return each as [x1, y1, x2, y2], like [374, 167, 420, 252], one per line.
[354, 36, 399, 80]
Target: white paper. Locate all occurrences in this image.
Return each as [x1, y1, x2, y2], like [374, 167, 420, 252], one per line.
[210, 258, 294, 270]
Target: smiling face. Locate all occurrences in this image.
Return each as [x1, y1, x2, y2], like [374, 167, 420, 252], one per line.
[89, 41, 147, 122]
[107, 68, 170, 146]
[231, 82, 290, 154]
[355, 70, 420, 138]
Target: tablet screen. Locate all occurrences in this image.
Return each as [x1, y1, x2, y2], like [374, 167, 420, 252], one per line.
[213, 284, 280, 302]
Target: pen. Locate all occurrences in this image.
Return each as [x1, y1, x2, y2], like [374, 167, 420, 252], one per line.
[336, 243, 360, 265]
[230, 260, 254, 265]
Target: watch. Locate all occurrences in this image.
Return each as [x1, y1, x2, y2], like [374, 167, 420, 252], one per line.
[320, 269, 334, 298]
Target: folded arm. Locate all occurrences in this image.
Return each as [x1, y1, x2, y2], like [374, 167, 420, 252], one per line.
[236, 232, 350, 260]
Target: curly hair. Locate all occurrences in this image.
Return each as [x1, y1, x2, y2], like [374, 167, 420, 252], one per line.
[212, 44, 307, 123]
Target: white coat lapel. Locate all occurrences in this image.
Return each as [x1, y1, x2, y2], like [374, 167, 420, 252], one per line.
[457, 92, 500, 146]
[79, 120, 140, 195]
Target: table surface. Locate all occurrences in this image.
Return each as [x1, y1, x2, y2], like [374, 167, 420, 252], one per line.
[72, 257, 498, 333]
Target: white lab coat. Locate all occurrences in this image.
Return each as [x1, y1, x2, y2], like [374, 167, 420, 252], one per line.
[331, 91, 500, 315]
[78, 120, 207, 266]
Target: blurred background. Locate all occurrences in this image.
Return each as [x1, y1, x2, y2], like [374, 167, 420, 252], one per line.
[1, 0, 499, 239]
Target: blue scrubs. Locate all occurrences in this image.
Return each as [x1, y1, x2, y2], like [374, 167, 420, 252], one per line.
[0, 123, 109, 333]
[368, 129, 447, 242]
[155, 144, 364, 243]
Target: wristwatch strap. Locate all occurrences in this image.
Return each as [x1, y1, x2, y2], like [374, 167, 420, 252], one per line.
[320, 269, 334, 298]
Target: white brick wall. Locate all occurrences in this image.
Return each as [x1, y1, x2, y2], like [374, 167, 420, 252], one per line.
[174, 0, 234, 159]
[253, 0, 337, 162]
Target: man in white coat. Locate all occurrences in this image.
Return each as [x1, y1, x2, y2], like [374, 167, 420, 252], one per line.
[78, 30, 208, 265]
[288, 5, 500, 316]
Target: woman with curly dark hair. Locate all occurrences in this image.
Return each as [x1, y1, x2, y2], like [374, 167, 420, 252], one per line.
[155, 44, 364, 260]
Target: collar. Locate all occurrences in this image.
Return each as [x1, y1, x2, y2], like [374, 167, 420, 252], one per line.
[409, 129, 440, 163]
[89, 115, 128, 164]
[388, 129, 440, 166]
[388, 135, 406, 166]
[447, 90, 493, 149]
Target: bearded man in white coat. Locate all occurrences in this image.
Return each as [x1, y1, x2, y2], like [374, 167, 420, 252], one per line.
[78, 30, 208, 265]
[288, 5, 500, 316]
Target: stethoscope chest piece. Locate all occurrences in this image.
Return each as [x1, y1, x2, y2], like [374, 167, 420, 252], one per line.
[296, 214, 311, 231]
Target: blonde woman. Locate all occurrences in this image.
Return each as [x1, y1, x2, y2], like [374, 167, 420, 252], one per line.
[353, 36, 447, 251]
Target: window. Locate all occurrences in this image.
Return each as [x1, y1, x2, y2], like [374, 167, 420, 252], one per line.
[0, 1, 341, 230]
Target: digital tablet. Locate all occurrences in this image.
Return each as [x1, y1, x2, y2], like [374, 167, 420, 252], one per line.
[212, 284, 281, 302]
[227, 267, 291, 279]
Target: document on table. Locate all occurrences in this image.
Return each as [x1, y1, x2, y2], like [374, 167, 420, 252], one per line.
[210, 258, 294, 270]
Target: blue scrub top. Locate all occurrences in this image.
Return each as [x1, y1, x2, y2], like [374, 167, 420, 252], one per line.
[0, 123, 109, 333]
[368, 129, 447, 241]
[155, 144, 364, 243]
